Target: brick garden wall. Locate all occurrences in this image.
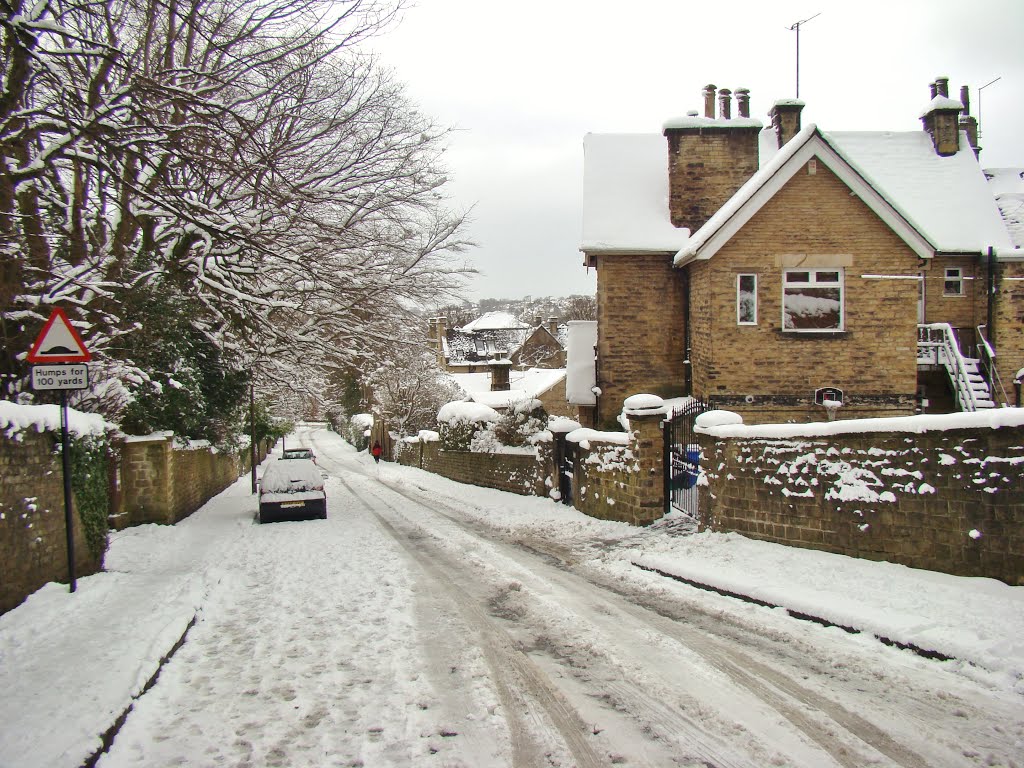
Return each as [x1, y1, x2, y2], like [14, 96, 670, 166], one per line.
[396, 440, 546, 497]
[568, 413, 665, 526]
[697, 421, 1024, 584]
[115, 434, 261, 527]
[0, 431, 102, 614]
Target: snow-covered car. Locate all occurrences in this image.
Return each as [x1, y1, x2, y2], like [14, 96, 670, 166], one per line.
[258, 458, 326, 523]
[281, 447, 315, 463]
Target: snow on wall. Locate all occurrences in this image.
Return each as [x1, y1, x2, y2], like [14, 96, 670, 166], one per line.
[0, 400, 112, 440]
[698, 421, 1024, 583]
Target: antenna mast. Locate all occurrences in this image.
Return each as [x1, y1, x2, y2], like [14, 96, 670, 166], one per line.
[788, 12, 821, 98]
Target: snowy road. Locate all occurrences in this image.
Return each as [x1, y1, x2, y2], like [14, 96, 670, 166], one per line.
[91, 426, 1021, 768]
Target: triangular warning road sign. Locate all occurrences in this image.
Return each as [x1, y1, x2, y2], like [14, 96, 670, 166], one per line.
[27, 307, 92, 363]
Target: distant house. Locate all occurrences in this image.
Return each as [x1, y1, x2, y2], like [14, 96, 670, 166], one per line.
[428, 311, 566, 372]
[449, 361, 574, 419]
[577, 78, 1023, 427]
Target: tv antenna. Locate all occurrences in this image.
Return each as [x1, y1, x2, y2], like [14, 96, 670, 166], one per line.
[977, 76, 1001, 140]
[788, 12, 821, 99]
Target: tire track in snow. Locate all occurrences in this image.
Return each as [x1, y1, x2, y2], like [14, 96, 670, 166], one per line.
[353, 466, 937, 768]
[329, 468, 607, 768]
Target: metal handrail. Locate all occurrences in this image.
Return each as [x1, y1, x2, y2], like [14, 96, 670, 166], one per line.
[976, 325, 1009, 405]
[917, 323, 983, 411]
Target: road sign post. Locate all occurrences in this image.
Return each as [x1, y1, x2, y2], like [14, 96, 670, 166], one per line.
[28, 308, 93, 594]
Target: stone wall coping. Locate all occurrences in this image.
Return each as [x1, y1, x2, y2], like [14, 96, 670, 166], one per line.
[566, 427, 631, 447]
[122, 431, 174, 444]
[698, 409, 1024, 439]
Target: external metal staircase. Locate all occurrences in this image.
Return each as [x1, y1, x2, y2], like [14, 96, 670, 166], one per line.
[917, 323, 996, 411]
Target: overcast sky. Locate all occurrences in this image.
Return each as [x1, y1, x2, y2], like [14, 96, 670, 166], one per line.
[369, 0, 1023, 302]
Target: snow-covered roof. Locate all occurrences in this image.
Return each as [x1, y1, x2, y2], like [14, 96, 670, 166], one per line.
[581, 133, 692, 253]
[675, 124, 1012, 265]
[450, 368, 567, 410]
[823, 129, 1012, 254]
[584, 120, 1014, 266]
[986, 168, 1024, 248]
[459, 311, 528, 332]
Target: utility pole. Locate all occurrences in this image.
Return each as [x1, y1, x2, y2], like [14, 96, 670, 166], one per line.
[788, 12, 821, 99]
[250, 381, 257, 494]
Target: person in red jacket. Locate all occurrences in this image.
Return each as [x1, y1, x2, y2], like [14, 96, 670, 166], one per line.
[371, 441, 382, 463]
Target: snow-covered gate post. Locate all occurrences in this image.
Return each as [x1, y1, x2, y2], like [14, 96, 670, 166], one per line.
[622, 395, 668, 525]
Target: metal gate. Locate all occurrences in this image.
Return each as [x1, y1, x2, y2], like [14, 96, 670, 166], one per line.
[663, 398, 709, 519]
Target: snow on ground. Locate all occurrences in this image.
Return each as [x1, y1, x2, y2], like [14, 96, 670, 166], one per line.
[1, 428, 1022, 767]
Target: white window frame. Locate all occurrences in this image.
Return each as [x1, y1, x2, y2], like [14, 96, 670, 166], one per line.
[782, 268, 845, 333]
[737, 273, 757, 325]
[944, 267, 964, 296]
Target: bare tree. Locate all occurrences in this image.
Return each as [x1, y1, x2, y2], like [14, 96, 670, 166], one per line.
[361, 343, 461, 439]
[563, 294, 597, 321]
[1, 0, 473, 419]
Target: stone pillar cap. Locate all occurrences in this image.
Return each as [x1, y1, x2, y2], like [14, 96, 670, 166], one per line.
[622, 394, 666, 417]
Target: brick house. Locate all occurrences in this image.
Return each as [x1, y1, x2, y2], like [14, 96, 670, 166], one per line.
[578, 78, 1023, 427]
[428, 311, 566, 372]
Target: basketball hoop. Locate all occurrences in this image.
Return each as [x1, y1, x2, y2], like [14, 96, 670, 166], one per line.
[821, 398, 842, 421]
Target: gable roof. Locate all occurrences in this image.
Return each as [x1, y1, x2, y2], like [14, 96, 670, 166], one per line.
[460, 311, 528, 332]
[674, 125, 1012, 265]
[581, 133, 692, 253]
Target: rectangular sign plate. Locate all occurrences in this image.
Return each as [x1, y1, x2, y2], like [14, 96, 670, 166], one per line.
[31, 364, 89, 391]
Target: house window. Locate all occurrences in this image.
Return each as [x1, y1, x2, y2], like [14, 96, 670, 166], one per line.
[783, 269, 844, 332]
[737, 274, 757, 325]
[944, 267, 964, 296]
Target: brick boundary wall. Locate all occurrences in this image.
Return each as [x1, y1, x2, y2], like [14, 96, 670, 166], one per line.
[115, 434, 264, 527]
[568, 412, 666, 526]
[697, 424, 1024, 584]
[1, 431, 102, 614]
[396, 440, 546, 497]
[393, 412, 668, 527]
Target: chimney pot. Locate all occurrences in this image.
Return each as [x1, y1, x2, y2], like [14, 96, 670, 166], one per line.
[736, 88, 751, 118]
[959, 85, 971, 115]
[703, 84, 716, 118]
[718, 88, 732, 119]
[929, 81, 938, 99]
[935, 76, 949, 98]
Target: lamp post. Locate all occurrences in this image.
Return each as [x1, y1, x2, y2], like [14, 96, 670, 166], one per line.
[250, 380, 257, 494]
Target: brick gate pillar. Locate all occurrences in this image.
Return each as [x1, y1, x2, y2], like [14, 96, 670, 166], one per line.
[623, 395, 668, 525]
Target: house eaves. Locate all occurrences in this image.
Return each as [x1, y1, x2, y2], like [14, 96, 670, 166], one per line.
[674, 124, 936, 266]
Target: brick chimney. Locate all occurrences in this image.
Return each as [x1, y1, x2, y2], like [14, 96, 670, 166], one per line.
[489, 359, 511, 391]
[920, 76, 963, 157]
[547, 316, 559, 336]
[768, 99, 805, 148]
[664, 83, 762, 232]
